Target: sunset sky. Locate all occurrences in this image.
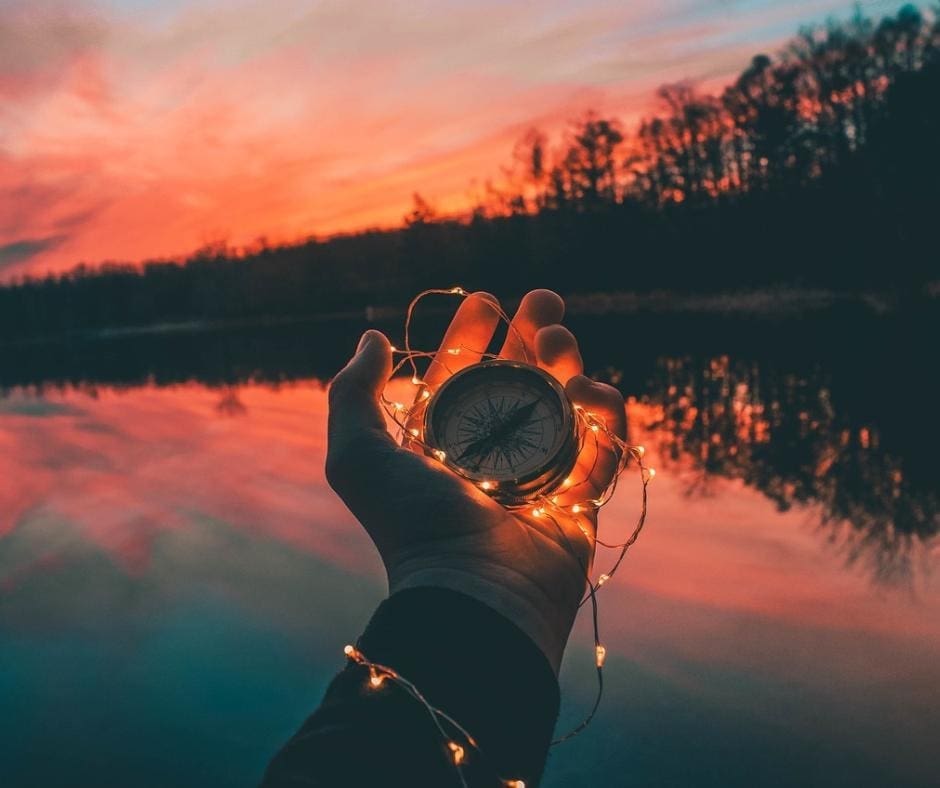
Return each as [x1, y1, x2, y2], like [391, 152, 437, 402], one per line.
[0, 0, 904, 280]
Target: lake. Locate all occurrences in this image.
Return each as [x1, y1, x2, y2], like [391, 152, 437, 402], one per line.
[1, 305, 938, 787]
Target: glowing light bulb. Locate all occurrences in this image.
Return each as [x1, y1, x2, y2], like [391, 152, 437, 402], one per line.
[421, 389, 431, 400]
[447, 347, 461, 355]
[480, 480, 495, 491]
[409, 428, 420, 437]
[411, 376, 422, 386]
[447, 742, 465, 765]
[647, 468, 656, 480]
[590, 424, 600, 433]
[550, 496, 559, 505]
[571, 504, 582, 514]
[368, 669, 385, 689]
[392, 402, 405, 412]
[595, 644, 607, 668]
[635, 445, 645, 458]
[343, 644, 355, 657]
[389, 345, 398, 353]
[449, 287, 467, 295]
[532, 507, 543, 517]
[562, 476, 573, 488]
[597, 573, 610, 586]
[432, 449, 446, 462]
[506, 781, 526, 788]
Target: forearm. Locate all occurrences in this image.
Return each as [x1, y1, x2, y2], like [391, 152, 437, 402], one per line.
[261, 587, 560, 787]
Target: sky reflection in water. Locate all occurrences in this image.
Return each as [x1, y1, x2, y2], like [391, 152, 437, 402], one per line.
[1, 381, 938, 787]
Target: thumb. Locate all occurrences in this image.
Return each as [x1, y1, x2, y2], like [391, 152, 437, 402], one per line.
[335, 329, 392, 400]
[326, 330, 396, 488]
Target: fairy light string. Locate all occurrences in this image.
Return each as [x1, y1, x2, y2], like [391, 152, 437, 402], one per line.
[357, 287, 652, 785]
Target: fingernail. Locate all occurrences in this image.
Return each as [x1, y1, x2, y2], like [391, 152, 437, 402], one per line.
[356, 332, 373, 354]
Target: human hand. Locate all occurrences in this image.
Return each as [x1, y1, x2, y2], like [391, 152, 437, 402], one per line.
[326, 290, 626, 674]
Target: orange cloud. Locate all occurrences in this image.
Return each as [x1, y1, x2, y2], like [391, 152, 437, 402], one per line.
[0, 0, 878, 280]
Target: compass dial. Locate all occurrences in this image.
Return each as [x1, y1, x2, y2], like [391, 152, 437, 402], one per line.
[423, 360, 578, 503]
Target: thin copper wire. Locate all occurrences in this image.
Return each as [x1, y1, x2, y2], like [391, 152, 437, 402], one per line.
[362, 287, 652, 782]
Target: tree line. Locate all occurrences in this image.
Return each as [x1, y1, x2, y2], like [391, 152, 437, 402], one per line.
[0, 5, 938, 341]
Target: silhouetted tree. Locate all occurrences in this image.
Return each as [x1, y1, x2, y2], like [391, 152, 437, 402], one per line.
[0, 6, 937, 340]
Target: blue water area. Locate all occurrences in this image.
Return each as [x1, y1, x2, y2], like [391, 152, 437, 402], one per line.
[1, 380, 937, 787]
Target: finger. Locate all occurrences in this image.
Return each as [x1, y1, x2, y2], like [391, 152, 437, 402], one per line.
[499, 289, 565, 363]
[559, 376, 626, 505]
[535, 324, 583, 384]
[326, 330, 396, 491]
[424, 291, 501, 387]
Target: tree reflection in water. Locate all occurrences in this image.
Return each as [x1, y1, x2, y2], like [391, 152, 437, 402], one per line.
[627, 356, 937, 585]
[1, 316, 936, 587]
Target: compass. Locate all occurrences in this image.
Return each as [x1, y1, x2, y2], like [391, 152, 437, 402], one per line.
[423, 359, 579, 504]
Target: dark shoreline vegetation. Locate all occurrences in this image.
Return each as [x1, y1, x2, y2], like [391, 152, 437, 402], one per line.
[1, 6, 938, 341]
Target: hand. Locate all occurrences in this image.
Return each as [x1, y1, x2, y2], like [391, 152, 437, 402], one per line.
[326, 290, 626, 673]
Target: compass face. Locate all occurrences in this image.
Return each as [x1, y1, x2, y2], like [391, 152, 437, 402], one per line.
[423, 360, 577, 502]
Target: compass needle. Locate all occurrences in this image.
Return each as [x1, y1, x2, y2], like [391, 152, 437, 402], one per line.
[423, 361, 577, 503]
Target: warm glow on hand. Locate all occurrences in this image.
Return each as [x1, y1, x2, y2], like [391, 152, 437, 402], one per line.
[325, 289, 633, 680]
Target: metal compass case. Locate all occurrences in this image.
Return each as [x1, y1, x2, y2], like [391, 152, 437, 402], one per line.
[423, 359, 579, 504]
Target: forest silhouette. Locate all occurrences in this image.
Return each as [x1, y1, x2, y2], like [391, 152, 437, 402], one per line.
[0, 5, 937, 341]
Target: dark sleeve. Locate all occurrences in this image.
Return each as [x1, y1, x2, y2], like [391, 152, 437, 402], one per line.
[261, 586, 561, 788]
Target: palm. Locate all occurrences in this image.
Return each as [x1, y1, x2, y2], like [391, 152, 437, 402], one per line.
[371, 445, 594, 627]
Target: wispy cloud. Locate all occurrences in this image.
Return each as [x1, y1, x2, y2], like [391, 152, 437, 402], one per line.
[0, 235, 67, 271]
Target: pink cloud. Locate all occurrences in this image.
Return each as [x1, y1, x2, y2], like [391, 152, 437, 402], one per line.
[0, 0, 883, 279]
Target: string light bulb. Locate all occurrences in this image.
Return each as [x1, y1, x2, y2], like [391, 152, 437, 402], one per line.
[595, 645, 607, 668]
[480, 480, 496, 490]
[368, 669, 385, 689]
[432, 449, 447, 462]
[597, 573, 610, 587]
[505, 781, 526, 788]
[447, 742, 466, 765]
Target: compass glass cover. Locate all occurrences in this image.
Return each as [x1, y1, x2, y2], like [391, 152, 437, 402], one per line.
[424, 361, 576, 495]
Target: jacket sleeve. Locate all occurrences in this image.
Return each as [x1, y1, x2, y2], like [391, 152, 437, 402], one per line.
[261, 586, 561, 787]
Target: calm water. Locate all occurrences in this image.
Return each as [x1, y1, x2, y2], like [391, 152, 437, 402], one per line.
[1, 310, 938, 787]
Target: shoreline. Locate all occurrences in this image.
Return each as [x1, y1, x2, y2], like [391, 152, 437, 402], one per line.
[0, 286, 933, 348]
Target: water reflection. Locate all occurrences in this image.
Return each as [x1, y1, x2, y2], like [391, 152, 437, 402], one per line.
[2, 330, 936, 586]
[0, 380, 938, 788]
[630, 356, 938, 586]
[2, 311, 938, 786]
